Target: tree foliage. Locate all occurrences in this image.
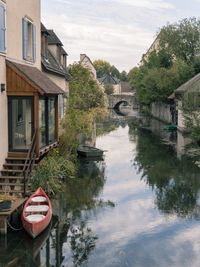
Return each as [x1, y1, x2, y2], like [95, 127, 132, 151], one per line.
[93, 60, 111, 78]
[128, 17, 200, 105]
[69, 63, 105, 111]
[60, 63, 106, 157]
[159, 17, 200, 63]
[93, 59, 128, 81]
[104, 84, 114, 95]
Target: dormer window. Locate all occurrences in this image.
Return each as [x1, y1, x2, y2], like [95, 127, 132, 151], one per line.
[0, 2, 6, 53]
[22, 17, 36, 62]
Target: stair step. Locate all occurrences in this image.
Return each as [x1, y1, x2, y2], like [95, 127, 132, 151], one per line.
[0, 189, 24, 193]
[6, 158, 27, 161]
[3, 163, 37, 168]
[0, 183, 24, 186]
[1, 169, 23, 173]
[0, 176, 24, 180]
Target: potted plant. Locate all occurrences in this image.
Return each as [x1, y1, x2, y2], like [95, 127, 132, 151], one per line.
[0, 194, 16, 212]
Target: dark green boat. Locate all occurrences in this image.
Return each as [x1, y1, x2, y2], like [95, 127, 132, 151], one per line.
[162, 124, 177, 131]
[77, 145, 104, 158]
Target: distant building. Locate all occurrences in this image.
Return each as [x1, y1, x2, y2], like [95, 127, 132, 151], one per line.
[140, 33, 160, 65]
[80, 54, 97, 80]
[98, 74, 121, 94]
[41, 24, 70, 119]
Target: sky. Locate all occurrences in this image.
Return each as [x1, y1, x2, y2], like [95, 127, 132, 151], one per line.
[41, 0, 200, 72]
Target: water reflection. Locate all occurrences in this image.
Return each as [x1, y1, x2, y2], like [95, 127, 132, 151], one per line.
[132, 127, 200, 219]
[2, 116, 200, 267]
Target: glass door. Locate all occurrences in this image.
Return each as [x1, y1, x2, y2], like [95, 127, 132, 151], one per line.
[8, 97, 34, 151]
[39, 97, 56, 148]
[39, 98, 46, 148]
[48, 97, 56, 144]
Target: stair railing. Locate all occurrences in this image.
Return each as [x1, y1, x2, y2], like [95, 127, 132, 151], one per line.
[23, 129, 37, 196]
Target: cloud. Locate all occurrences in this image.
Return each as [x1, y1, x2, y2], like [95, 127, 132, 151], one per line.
[41, 0, 176, 71]
[115, 0, 175, 10]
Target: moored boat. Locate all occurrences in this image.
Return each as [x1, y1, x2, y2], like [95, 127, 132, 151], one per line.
[77, 145, 104, 158]
[22, 187, 52, 238]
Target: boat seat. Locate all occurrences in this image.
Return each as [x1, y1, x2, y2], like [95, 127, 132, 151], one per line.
[26, 214, 45, 223]
[25, 205, 49, 213]
[31, 196, 47, 203]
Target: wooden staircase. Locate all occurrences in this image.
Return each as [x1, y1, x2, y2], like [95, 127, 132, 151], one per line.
[0, 158, 36, 194]
[0, 130, 38, 196]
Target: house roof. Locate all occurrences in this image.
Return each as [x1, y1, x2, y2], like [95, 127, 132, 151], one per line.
[121, 82, 132, 93]
[98, 74, 120, 85]
[61, 46, 68, 56]
[41, 49, 70, 80]
[80, 54, 94, 67]
[174, 73, 200, 96]
[41, 23, 50, 35]
[47, 30, 63, 45]
[7, 60, 65, 95]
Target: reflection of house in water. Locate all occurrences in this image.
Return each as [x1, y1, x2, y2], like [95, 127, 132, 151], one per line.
[139, 116, 192, 159]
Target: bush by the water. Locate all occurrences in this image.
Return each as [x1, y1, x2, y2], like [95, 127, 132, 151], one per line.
[31, 149, 76, 195]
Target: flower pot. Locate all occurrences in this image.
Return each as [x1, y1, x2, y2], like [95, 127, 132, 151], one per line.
[0, 200, 12, 212]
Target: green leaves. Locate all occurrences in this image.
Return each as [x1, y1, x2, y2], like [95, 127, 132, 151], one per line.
[128, 17, 200, 105]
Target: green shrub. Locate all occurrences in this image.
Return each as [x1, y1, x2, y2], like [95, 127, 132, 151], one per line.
[31, 149, 76, 195]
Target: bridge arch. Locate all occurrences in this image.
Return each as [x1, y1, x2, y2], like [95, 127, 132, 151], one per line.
[114, 100, 129, 111]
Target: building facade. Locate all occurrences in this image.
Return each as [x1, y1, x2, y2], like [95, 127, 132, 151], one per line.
[0, 0, 66, 193]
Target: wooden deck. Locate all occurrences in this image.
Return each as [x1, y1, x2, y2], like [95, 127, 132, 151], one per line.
[0, 198, 26, 235]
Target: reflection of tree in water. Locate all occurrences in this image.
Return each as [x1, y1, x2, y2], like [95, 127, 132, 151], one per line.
[131, 128, 200, 219]
[54, 158, 114, 266]
[68, 221, 98, 266]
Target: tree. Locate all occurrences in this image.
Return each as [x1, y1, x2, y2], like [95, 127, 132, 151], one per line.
[128, 60, 195, 105]
[104, 84, 114, 95]
[159, 17, 200, 63]
[110, 65, 121, 79]
[60, 63, 106, 156]
[128, 17, 200, 105]
[69, 63, 105, 111]
[93, 60, 111, 78]
[93, 59, 122, 80]
[120, 70, 128, 81]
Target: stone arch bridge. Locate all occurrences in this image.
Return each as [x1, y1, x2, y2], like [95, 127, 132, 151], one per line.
[108, 93, 138, 110]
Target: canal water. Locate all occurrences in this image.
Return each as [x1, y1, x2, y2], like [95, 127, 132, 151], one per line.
[1, 117, 200, 267]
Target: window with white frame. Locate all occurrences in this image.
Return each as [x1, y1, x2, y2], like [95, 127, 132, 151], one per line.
[22, 17, 36, 62]
[0, 2, 6, 53]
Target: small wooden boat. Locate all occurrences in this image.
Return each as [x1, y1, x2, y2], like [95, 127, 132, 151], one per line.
[22, 187, 52, 238]
[77, 145, 104, 158]
[162, 124, 177, 131]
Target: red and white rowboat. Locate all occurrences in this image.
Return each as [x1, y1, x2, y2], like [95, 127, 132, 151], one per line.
[22, 187, 52, 238]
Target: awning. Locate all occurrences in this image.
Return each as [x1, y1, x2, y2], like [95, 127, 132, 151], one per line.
[6, 60, 65, 95]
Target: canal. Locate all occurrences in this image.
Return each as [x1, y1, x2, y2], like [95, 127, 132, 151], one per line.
[1, 116, 200, 266]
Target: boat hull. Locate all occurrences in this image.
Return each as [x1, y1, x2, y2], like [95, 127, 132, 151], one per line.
[77, 145, 104, 158]
[22, 187, 52, 238]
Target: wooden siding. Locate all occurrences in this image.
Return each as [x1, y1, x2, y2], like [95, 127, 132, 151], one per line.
[6, 63, 42, 96]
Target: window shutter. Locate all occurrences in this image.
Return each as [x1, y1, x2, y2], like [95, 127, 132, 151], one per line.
[22, 18, 28, 60]
[32, 24, 36, 62]
[0, 4, 5, 52]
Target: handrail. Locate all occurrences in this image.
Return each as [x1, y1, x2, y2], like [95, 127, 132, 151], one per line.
[23, 129, 37, 196]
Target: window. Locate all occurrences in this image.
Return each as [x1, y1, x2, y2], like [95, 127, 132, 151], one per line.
[22, 17, 36, 62]
[0, 2, 6, 53]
